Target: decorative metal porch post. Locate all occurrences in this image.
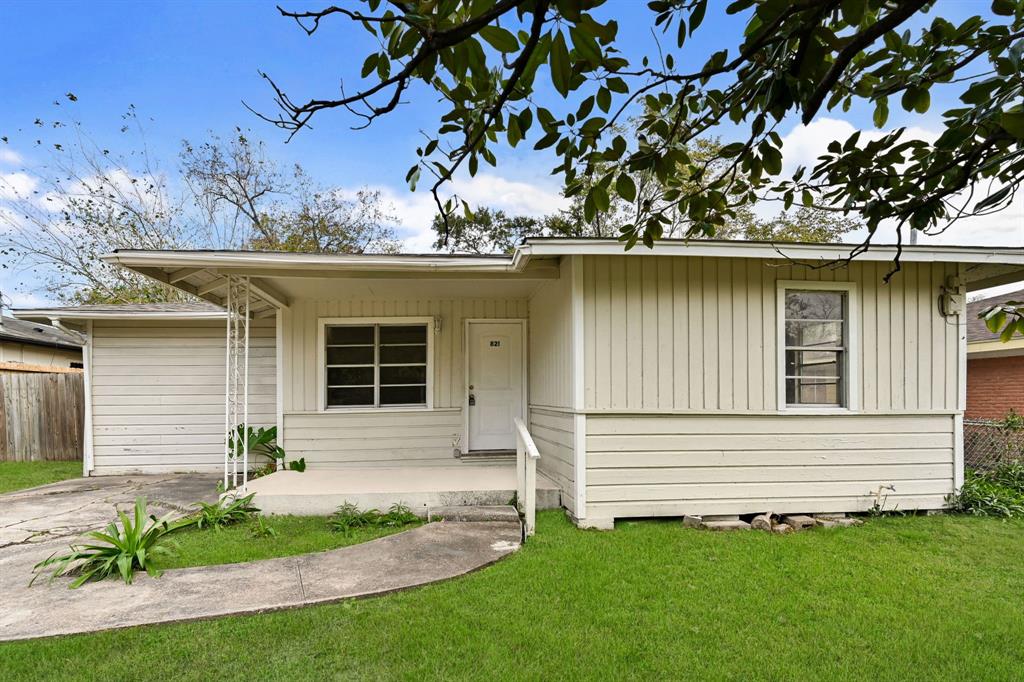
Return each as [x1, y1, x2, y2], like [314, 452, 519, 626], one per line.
[224, 276, 251, 492]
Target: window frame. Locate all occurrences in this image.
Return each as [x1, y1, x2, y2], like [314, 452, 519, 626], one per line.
[776, 280, 859, 414]
[317, 316, 434, 412]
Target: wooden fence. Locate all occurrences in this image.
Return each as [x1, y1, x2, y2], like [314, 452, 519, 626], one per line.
[0, 371, 84, 461]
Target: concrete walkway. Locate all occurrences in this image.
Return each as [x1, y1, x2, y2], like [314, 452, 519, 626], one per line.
[0, 477, 521, 641]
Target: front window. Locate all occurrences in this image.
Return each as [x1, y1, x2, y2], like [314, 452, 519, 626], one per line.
[325, 323, 428, 408]
[784, 289, 847, 407]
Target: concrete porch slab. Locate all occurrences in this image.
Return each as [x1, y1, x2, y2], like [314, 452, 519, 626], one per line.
[246, 465, 562, 516]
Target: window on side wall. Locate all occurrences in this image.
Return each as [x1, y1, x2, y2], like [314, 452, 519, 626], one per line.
[324, 323, 429, 408]
[782, 287, 851, 408]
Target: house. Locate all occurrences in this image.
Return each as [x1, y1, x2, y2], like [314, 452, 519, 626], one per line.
[0, 315, 83, 373]
[964, 287, 1024, 420]
[14, 239, 1024, 530]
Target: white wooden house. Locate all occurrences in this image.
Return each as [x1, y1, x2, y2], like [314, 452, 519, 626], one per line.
[15, 240, 1024, 529]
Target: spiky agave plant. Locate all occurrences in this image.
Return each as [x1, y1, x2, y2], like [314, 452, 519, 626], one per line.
[32, 496, 178, 588]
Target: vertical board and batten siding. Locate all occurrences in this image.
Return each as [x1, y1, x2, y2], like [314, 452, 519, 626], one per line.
[280, 296, 528, 467]
[527, 257, 575, 514]
[90, 319, 276, 474]
[582, 256, 959, 413]
[580, 255, 961, 521]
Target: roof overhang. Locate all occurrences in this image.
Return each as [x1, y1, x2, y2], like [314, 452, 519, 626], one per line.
[518, 239, 1024, 291]
[13, 308, 226, 322]
[101, 239, 1024, 306]
[100, 250, 559, 312]
[968, 338, 1024, 359]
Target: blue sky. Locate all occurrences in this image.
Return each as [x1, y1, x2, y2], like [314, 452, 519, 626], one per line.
[0, 0, 1021, 304]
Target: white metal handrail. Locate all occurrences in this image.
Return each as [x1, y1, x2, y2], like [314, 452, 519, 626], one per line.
[513, 417, 541, 536]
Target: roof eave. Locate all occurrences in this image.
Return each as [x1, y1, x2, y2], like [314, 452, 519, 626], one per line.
[12, 309, 227, 322]
[518, 238, 1024, 265]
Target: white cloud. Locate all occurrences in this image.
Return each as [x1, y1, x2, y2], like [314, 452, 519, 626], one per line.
[4, 291, 54, 309]
[779, 117, 939, 178]
[0, 149, 22, 166]
[0, 172, 38, 201]
[777, 117, 1023, 248]
[346, 172, 569, 252]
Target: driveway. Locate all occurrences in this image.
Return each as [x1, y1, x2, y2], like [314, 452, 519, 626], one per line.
[0, 474, 219, 551]
[0, 474, 219, 635]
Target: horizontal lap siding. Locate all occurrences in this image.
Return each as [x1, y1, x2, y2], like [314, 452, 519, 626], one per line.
[582, 256, 959, 413]
[90, 319, 275, 474]
[0, 341, 81, 369]
[282, 409, 461, 466]
[529, 407, 574, 515]
[586, 414, 954, 518]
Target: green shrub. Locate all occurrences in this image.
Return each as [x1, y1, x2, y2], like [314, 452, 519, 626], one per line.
[32, 497, 178, 588]
[189, 493, 261, 530]
[250, 515, 278, 539]
[947, 462, 1024, 517]
[328, 501, 419, 535]
[380, 503, 418, 527]
[228, 425, 285, 465]
[329, 502, 381, 534]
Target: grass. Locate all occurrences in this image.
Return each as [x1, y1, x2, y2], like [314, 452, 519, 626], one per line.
[159, 515, 415, 570]
[0, 461, 81, 494]
[5, 511, 1024, 680]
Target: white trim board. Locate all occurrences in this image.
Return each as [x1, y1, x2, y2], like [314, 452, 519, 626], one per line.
[775, 279, 860, 414]
[315, 316, 435, 413]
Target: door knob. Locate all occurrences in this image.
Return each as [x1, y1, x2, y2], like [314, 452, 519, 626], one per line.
[468, 394, 476, 406]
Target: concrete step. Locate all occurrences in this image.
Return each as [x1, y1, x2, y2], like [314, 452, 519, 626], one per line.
[427, 505, 521, 523]
[458, 449, 516, 463]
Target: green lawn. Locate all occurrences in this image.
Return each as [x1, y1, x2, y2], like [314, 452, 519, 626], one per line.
[159, 515, 416, 570]
[0, 461, 81, 494]
[5, 511, 1024, 681]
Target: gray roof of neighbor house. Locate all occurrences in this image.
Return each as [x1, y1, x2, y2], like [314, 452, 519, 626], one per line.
[966, 287, 1024, 343]
[13, 302, 225, 321]
[0, 315, 83, 351]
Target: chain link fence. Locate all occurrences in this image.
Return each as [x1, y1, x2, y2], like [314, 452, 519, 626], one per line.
[964, 418, 1024, 471]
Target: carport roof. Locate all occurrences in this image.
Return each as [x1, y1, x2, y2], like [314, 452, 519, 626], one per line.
[13, 302, 225, 322]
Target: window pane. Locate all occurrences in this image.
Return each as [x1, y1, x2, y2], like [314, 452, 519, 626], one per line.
[786, 378, 840, 406]
[326, 346, 374, 365]
[380, 385, 426, 405]
[327, 366, 374, 386]
[379, 325, 426, 345]
[380, 365, 427, 385]
[327, 326, 373, 345]
[785, 291, 844, 320]
[380, 344, 426, 364]
[785, 320, 842, 347]
[785, 350, 840, 378]
[327, 387, 374, 407]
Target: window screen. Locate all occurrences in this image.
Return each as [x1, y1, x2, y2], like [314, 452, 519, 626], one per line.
[784, 290, 846, 407]
[325, 324, 428, 408]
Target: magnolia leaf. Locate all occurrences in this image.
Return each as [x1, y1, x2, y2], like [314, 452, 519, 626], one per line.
[550, 31, 571, 97]
[616, 173, 637, 202]
[999, 111, 1024, 139]
[480, 26, 519, 53]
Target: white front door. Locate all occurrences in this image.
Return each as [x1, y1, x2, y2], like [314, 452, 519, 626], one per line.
[467, 321, 524, 451]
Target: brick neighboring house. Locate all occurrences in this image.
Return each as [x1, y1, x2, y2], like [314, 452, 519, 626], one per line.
[966, 287, 1024, 420]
